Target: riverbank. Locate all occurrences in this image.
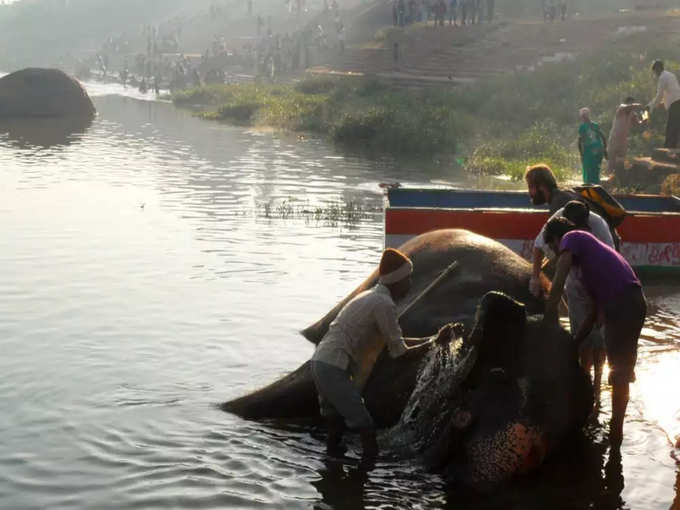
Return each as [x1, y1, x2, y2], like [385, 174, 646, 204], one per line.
[173, 42, 678, 183]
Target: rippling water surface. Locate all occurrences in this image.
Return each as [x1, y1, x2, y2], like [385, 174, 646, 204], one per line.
[0, 83, 678, 509]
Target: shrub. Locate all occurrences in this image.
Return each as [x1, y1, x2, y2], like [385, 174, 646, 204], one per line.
[294, 76, 338, 94]
[331, 107, 391, 143]
[661, 174, 680, 196]
[213, 102, 261, 123]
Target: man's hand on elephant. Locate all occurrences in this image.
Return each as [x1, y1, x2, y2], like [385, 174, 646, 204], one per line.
[434, 322, 456, 345]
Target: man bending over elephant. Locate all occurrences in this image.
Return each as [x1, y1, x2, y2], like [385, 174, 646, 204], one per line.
[311, 248, 454, 463]
[530, 201, 613, 394]
[542, 217, 646, 447]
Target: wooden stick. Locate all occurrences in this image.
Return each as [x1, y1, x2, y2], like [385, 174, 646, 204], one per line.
[398, 260, 459, 319]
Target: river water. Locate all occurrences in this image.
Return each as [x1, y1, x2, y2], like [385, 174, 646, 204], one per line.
[0, 83, 678, 510]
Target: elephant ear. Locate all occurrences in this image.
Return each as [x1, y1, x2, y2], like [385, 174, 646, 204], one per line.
[468, 291, 527, 374]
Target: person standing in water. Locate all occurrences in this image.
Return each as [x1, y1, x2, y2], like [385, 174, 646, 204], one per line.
[543, 217, 646, 448]
[530, 201, 614, 394]
[310, 248, 455, 463]
[578, 107, 608, 184]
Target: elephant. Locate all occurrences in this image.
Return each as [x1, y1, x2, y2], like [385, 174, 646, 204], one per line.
[222, 229, 592, 488]
[0, 68, 95, 119]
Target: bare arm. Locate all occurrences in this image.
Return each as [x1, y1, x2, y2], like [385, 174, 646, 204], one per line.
[544, 251, 572, 324]
[532, 247, 544, 280]
[403, 337, 432, 346]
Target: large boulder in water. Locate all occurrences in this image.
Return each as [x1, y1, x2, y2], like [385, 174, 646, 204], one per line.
[0, 68, 95, 118]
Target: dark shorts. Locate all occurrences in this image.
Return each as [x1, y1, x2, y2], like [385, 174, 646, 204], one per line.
[602, 285, 647, 385]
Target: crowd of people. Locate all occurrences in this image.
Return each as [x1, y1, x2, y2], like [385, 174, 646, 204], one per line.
[542, 0, 568, 22]
[79, 0, 348, 90]
[392, 0, 496, 27]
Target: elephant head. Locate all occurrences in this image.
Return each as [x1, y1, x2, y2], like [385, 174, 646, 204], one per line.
[381, 292, 593, 490]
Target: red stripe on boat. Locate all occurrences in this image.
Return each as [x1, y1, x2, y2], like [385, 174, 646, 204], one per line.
[385, 209, 549, 238]
[386, 209, 680, 244]
[618, 215, 680, 243]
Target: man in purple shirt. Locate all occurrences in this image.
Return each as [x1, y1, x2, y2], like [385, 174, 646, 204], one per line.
[542, 217, 646, 447]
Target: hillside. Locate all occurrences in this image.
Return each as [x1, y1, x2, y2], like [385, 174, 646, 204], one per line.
[310, 6, 680, 86]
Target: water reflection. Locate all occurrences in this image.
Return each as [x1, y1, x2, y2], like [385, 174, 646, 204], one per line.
[312, 458, 369, 510]
[0, 115, 92, 148]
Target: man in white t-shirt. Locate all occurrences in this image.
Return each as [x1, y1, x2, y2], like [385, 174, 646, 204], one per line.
[647, 60, 680, 148]
[530, 201, 614, 391]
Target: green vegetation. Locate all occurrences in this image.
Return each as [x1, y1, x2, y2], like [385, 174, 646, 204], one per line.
[661, 174, 680, 196]
[174, 77, 461, 154]
[174, 40, 680, 181]
[257, 198, 382, 226]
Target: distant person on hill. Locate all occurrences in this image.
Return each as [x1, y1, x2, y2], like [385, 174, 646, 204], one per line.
[487, 0, 495, 22]
[337, 23, 345, 54]
[408, 0, 417, 23]
[578, 107, 608, 185]
[393, 0, 398, 25]
[647, 60, 680, 149]
[398, 0, 406, 26]
[543, 0, 556, 22]
[449, 0, 458, 25]
[476, 0, 483, 23]
[608, 97, 644, 175]
[559, 0, 567, 21]
[460, 0, 469, 24]
[434, 0, 446, 26]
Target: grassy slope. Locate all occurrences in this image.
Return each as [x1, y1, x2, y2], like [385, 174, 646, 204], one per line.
[173, 33, 679, 181]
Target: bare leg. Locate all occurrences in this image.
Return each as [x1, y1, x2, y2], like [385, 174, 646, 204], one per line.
[580, 348, 594, 375]
[593, 348, 605, 405]
[325, 416, 346, 455]
[610, 382, 630, 449]
[359, 427, 378, 468]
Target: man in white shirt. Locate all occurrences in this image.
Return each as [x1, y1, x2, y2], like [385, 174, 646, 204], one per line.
[530, 201, 614, 391]
[311, 248, 455, 462]
[647, 60, 680, 148]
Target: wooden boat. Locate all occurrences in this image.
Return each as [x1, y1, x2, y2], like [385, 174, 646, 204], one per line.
[384, 188, 680, 277]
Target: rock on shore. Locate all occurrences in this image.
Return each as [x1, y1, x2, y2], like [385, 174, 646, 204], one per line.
[0, 68, 95, 118]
